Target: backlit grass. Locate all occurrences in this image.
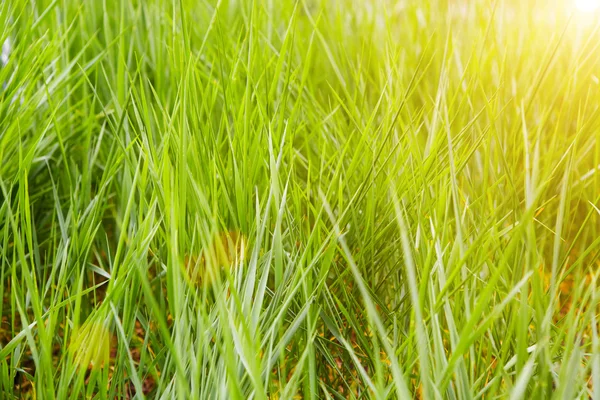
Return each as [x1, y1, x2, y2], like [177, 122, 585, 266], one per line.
[1, 0, 600, 398]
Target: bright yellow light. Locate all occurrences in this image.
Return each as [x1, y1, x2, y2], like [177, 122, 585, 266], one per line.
[576, 0, 600, 12]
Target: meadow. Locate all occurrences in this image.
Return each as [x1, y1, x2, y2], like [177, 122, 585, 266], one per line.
[1, 0, 600, 398]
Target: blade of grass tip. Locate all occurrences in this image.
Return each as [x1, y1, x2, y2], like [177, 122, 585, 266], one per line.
[319, 189, 412, 399]
[248, 127, 288, 325]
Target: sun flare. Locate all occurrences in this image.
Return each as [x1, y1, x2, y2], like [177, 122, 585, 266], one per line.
[575, 0, 600, 12]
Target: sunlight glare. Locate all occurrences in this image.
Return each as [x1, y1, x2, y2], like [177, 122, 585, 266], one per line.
[576, 0, 600, 12]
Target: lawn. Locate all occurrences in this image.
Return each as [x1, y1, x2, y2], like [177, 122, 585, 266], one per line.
[1, 0, 600, 398]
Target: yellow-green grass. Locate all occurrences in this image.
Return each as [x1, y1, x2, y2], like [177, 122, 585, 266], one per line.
[1, 0, 600, 398]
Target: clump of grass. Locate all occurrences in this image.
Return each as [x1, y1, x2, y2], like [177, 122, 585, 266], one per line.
[1, 0, 600, 398]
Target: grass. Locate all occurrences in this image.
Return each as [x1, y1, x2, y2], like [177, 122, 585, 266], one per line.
[1, 0, 600, 398]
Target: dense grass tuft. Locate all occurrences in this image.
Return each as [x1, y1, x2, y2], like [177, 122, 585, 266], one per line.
[1, 0, 600, 398]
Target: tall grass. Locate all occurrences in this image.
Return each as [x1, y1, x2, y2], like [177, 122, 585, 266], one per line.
[1, 0, 600, 398]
